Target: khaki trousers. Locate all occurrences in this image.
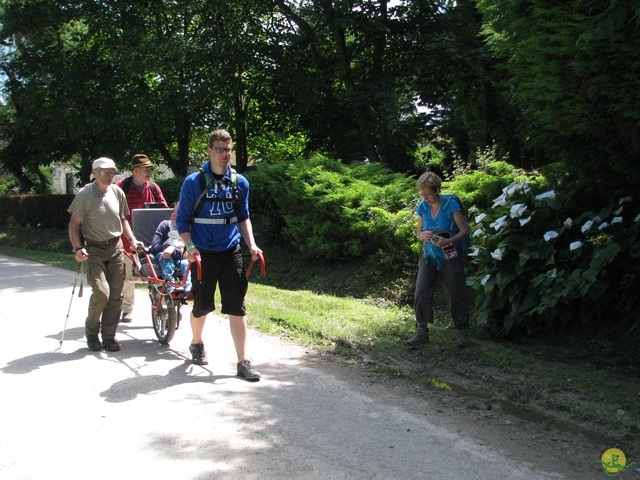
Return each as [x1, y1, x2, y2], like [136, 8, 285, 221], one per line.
[85, 239, 125, 339]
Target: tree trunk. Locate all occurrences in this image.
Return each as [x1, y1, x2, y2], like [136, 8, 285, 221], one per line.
[233, 89, 248, 173]
[158, 145, 176, 174]
[333, 27, 380, 163]
[5, 163, 34, 193]
[176, 124, 190, 178]
[162, 117, 190, 177]
[77, 147, 93, 186]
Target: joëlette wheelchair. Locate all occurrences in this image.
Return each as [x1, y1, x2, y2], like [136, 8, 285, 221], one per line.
[125, 246, 196, 344]
[124, 207, 265, 345]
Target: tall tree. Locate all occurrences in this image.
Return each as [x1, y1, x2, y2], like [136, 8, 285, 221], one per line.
[0, 0, 279, 181]
[476, 0, 640, 197]
[272, 0, 421, 170]
[390, 0, 527, 170]
[0, 1, 131, 185]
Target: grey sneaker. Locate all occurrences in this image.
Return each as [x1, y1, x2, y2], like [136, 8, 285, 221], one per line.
[406, 324, 430, 347]
[120, 312, 133, 323]
[189, 342, 208, 365]
[457, 329, 470, 348]
[237, 359, 261, 381]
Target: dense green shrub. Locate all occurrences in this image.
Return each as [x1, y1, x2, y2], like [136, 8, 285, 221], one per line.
[156, 176, 185, 205]
[247, 155, 419, 262]
[246, 152, 549, 270]
[467, 182, 640, 337]
[0, 194, 75, 228]
[443, 154, 549, 210]
[0, 196, 11, 225]
[412, 142, 446, 177]
[0, 168, 19, 195]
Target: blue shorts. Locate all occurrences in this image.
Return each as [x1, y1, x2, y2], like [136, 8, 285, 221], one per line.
[190, 246, 248, 317]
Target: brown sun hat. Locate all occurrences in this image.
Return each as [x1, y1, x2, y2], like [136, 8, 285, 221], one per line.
[131, 154, 155, 169]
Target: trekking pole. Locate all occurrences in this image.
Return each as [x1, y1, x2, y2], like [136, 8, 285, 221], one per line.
[59, 262, 84, 347]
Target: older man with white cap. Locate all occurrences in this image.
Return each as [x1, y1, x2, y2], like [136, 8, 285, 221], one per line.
[67, 157, 143, 352]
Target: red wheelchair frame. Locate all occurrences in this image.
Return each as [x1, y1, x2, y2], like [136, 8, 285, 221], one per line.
[124, 247, 265, 345]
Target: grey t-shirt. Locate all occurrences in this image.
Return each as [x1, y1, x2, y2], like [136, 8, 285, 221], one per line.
[68, 182, 130, 242]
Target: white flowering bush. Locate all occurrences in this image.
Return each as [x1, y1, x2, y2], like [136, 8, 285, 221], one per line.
[466, 182, 640, 336]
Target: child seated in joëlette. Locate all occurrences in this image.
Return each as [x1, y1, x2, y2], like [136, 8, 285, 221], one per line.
[149, 202, 192, 294]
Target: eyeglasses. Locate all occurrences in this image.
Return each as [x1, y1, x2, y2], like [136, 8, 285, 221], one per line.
[97, 170, 117, 177]
[213, 147, 233, 154]
[420, 189, 437, 198]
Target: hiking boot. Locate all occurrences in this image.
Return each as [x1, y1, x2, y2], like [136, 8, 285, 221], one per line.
[189, 342, 208, 365]
[237, 359, 261, 381]
[457, 329, 470, 348]
[406, 324, 430, 347]
[102, 338, 121, 352]
[86, 334, 102, 352]
[121, 312, 133, 323]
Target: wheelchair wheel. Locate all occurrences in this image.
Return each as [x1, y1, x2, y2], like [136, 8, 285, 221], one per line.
[149, 285, 177, 344]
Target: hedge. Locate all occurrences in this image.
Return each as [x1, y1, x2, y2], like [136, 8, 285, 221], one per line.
[0, 194, 76, 229]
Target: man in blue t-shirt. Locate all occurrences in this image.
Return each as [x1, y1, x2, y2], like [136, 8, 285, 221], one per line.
[175, 129, 262, 381]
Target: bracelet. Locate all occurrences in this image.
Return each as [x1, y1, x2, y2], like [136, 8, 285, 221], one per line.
[186, 242, 196, 252]
[74, 247, 84, 253]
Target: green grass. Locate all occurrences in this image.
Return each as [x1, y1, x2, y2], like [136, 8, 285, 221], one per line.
[1, 225, 639, 450]
[246, 283, 414, 350]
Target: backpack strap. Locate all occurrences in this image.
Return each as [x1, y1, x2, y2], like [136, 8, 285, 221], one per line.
[189, 167, 238, 225]
[122, 175, 132, 193]
[230, 169, 238, 204]
[122, 175, 159, 200]
[189, 168, 209, 225]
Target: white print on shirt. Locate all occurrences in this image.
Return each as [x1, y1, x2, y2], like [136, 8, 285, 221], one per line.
[206, 182, 235, 216]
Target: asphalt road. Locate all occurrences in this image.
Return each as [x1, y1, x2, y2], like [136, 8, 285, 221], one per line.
[0, 254, 607, 479]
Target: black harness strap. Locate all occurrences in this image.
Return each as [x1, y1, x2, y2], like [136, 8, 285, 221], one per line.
[122, 175, 159, 198]
[189, 167, 238, 225]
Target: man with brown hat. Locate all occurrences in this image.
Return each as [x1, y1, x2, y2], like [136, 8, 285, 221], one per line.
[115, 154, 168, 323]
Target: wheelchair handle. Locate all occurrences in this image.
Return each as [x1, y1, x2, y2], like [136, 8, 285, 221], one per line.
[192, 254, 202, 281]
[246, 251, 266, 279]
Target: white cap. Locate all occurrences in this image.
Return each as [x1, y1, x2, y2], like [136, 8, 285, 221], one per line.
[92, 157, 117, 170]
